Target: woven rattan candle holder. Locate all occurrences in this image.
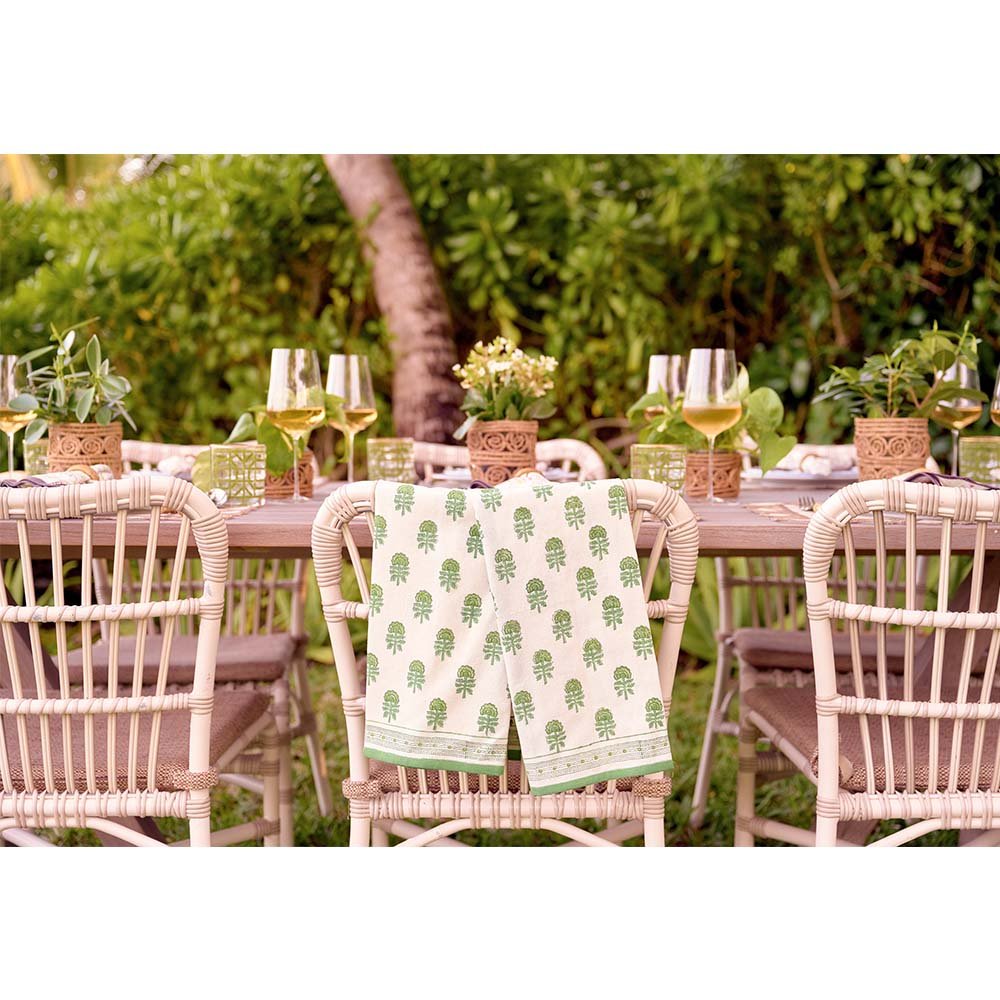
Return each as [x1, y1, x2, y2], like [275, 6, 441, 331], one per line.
[265, 447, 315, 499]
[467, 419, 538, 485]
[684, 450, 741, 499]
[47, 421, 124, 477]
[853, 417, 930, 480]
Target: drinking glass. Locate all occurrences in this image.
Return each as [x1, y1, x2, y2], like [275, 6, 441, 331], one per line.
[645, 354, 687, 420]
[989, 377, 1000, 432]
[326, 355, 376, 483]
[933, 359, 981, 475]
[682, 349, 742, 503]
[0, 356, 35, 474]
[266, 349, 325, 502]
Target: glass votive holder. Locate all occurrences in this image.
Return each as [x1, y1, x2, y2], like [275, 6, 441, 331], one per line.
[367, 437, 417, 483]
[210, 443, 267, 507]
[23, 439, 49, 475]
[959, 436, 1000, 485]
[630, 443, 687, 491]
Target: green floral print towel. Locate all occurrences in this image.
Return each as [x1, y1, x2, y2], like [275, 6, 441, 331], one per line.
[365, 479, 672, 794]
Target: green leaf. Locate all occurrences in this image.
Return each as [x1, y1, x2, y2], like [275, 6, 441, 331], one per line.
[757, 432, 797, 475]
[257, 417, 294, 475]
[453, 415, 477, 441]
[85, 335, 101, 374]
[24, 418, 47, 444]
[8, 394, 38, 412]
[74, 387, 96, 422]
[191, 450, 214, 492]
[226, 411, 258, 443]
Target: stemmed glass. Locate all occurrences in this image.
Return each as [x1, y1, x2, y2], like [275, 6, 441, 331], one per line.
[933, 360, 982, 475]
[645, 354, 688, 420]
[326, 355, 376, 483]
[265, 349, 325, 502]
[682, 349, 742, 503]
[0, 356, 35, 475]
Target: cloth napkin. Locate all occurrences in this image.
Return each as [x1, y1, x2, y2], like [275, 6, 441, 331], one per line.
[364, 478, 672, 795]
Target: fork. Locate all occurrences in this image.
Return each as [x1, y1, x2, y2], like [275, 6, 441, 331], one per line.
[797, 495, 819, 512]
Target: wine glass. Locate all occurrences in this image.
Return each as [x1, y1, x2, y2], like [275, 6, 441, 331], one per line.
[682, 349, 742, 503]
[0, 355, 35, 475]
[265, 349, 325, 502]
[326, 355, 376, 483]
[991, 378, 1000, 430]
[933, 359, 981, 475]
[645, 354, 688, 420]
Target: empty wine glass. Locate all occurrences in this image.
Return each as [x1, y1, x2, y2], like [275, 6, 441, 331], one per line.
[682, 349, 742, 502]
[326, 355, 376, 483]
[265, 349, 325, 502]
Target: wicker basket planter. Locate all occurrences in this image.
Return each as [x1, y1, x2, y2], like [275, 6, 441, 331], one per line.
[684, 450, 742, 499]
[467, 420, 538, 485]
[47, 422, 123, 477]
[854, 417, 930, 480]
[265, 448, 315, 499]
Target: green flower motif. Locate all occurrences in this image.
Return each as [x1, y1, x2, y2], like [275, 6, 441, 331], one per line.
[545, 537, 566, 571]
[483, 630, 503, 665]
[588, 525, 609, 559]
[366, 653, 379, 685]
[608, 483, 628, 518]
[480, 488, 503, 512]
[502, 620, 523, 654]
[461, 593, 483, 626]
[394, 484, 415, 515]
[545, 720, 567, 752]
[466, 521, 484, 558]
[389, 552, 410, 585]
[386, 621, 406, 654]
[532, 649, 555, 684]
[455, 665, 477, 699]
[494, 547, 517, 584]
[602, 595, 624, 630]
[564, 678, 585, 712]
[620, 556, 641, 588]
[445, 489, 466, 521]
[369, 583, 384, 615]
[434, 627, 455, 658]
[373, 514, 387, 548]
[439, 558, 461, 592]
[563, 495, 586, 529]
[552, 609, 573, 643]
[406, 659, 426, 692]
[412, 589, 433, 623]
[613, 665, 635, 700]
[478, 702, 500, 736]
[513, 506, 535, 542]
[427, 698, 448, 731]
[595, 707, 616, 740]
[645, 697, 665, 729]
[583, 638, 604, 670]
[525, 577, 548, 613]
[513, 690, 535, 724]
[417, 520, 438, 553]
[576, 566, 598, 600]
[532, 484, 553, 501]
[633, 625, 654, 659]
[382, 690, 400, 722]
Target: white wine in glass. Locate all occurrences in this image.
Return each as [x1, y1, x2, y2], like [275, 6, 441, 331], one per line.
[266, 348, 325, 502]
[933, 359, 981, 475]
[326, 355, 376, 483]
[682, 349, 742, 502]
[0, 355, 35, 475]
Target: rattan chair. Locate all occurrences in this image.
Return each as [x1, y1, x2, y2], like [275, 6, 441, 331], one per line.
[121, 439, 334, 832]
[0, 476, 282, 846]
[411, 439, 607, 484]
[736, 479, 1000, 846]
[312, 479, 698, 847]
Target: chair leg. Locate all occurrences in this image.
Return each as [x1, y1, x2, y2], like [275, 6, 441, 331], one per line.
[642, 800, 666, 847]
[262, 724, 281, 847]
[735, 719, 758, 847]
[691, 653, 735, 829]
[350, 814, 372, 847]
[272, 678, 295, 847]
[371, 824, 389, 846]
[815, 815, 839, 847]
[189, 790, 212, 847]
[292, 657, 333, 817]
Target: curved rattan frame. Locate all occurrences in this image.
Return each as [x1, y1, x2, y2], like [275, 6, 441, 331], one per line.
[412, 439, 607, 484]
[312, 478, 698, 847]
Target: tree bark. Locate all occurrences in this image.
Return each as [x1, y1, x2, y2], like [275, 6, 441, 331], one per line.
[324, 154, 464, 443]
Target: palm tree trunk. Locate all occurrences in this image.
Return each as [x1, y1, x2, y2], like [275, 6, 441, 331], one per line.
[324, 154, 463, 443]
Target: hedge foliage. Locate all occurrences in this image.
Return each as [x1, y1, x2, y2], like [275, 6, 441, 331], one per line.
[2, 154, 999, 449]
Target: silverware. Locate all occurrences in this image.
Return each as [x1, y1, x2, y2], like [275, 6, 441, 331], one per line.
[797, 495, 818, 512]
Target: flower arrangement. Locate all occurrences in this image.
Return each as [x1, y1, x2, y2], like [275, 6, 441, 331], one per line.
[453, 336, 558, 439]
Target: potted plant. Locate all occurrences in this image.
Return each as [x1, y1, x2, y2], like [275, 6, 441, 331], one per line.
[628, 372, 796, 498]
[453, 336, 558, 484]
[17, 321, 135, 476]
[814, 323, 985, 480]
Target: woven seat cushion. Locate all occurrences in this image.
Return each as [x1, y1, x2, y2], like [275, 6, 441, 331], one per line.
[65, 633, 297, 687]
[0, 689, 271, 793]
[732, 628, 911, 674]
[744, 682, 1000, 793]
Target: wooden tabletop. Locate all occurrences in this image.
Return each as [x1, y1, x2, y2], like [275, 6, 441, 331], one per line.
[4, 477, 1000, 559]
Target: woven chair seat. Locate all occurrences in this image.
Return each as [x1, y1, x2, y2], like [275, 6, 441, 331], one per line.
[744, 682, 1000, 793]
[732, 628, 911, 674]
[0, 690, 271, 793]
[65, 633, 297, 687]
